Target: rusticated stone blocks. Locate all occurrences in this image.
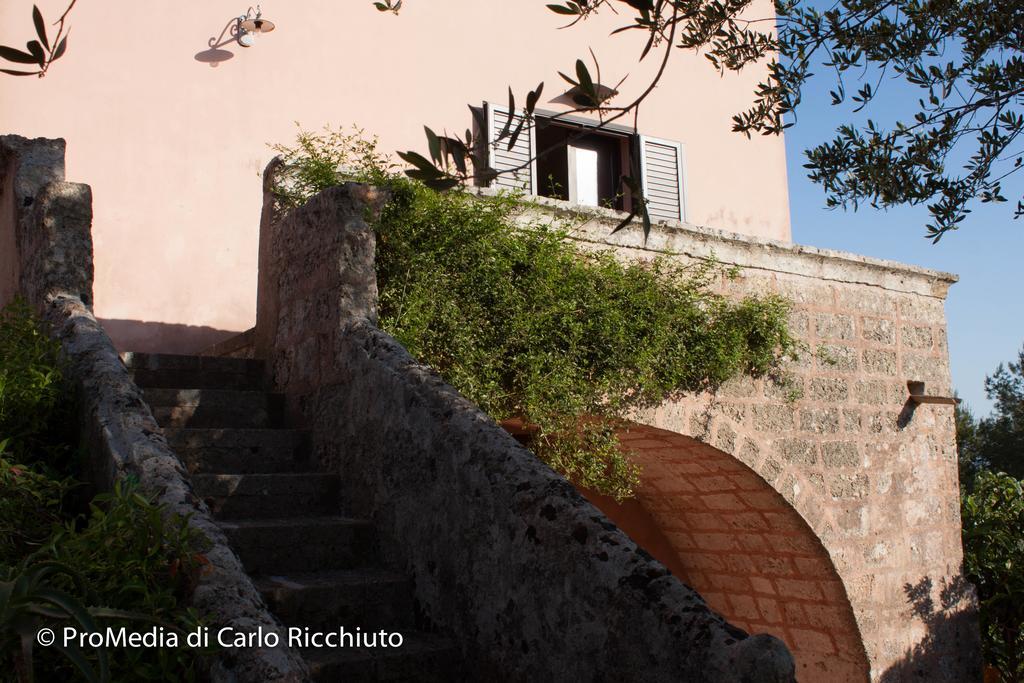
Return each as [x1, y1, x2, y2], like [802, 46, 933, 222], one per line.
[558, 206, 981, 682]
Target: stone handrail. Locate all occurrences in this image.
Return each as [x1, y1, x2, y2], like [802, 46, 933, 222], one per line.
[255, 164, 797, 682]
[0, 135, 308, 682]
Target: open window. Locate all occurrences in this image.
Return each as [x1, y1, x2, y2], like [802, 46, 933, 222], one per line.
[481, 102, 686, 222]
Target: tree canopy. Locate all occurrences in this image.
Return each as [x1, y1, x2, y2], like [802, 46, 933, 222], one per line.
[959, 345, 1024, 481]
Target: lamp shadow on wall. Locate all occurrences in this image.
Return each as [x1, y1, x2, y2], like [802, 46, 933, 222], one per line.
[193, 17, 242, 68]
[878, 575, 982, 682]
[99, 319, 243, 355]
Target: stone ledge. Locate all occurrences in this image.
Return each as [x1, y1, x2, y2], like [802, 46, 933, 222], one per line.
[474, 187, 958, 299]
[203, 326, 256, 359]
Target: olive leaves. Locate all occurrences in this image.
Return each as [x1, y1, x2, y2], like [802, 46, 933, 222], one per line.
[0, 3, 75, 78]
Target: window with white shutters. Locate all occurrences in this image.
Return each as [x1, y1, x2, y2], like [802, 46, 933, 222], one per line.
[639, 136, 685, 222]
[485, 103, 536, 194]
[480, 104, 685, 222]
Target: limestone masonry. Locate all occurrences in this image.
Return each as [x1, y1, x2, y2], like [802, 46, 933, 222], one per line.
[1, 134, 981, 682]
[521, 196, 981, 680]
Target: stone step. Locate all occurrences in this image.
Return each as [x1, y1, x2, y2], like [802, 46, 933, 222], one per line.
[143, 388, 284, 429]
[304, 632, 460, 682]
[123, 352, 265, 390]
[163, 428, 313, 475]
[218, 517, 374, 574]
[256, 569, 415, 632]
[192, 473, 340, 519]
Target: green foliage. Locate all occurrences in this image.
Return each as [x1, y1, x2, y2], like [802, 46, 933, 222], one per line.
[32, 480, 210, 682]
[270, 125, 396, 210]
[1, 480, 209, 682]
[957, 345, 1024, 678]
[958, 345, 1024, 482]
[0, 301, 208, 681]
[0, 299, 65, 461]
[274, 127, 799, 499]
[975, 347, 1024, 480]
[961, 471, 1024, 682]
[0, 444, 71, 567]
[1, 561, 113, 683]
[43, 482, 206, 620]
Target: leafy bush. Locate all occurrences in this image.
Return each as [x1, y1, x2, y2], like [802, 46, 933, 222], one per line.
[0, 302, 210, 681]
[0, 298, 66, 462]
[273, 126, 799, 499]
[961, 471, 1024, 682]
[271, 125, 395, 209]
[0, 442, 71, 566]
[0, 481, 210, 683]
[2, 560, 114, 683]
[33, 480, 210, 682]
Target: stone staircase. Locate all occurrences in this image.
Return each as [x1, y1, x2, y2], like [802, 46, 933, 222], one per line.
[122, 352, 460, 682]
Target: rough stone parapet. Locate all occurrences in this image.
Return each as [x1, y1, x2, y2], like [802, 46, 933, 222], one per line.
[256, 170, 797, 682]
[0, 136, 309, 683]
[320, 318, 796, 681]
[1, 135, 70, 308]
[46, 296, 309, 682]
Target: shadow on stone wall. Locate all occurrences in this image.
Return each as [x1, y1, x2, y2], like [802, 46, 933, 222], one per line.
[879, 576, 983, 682]
[99, 318, 243, 355]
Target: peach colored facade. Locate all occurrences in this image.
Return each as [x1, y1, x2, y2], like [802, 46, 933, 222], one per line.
[0, 0, 790, 351]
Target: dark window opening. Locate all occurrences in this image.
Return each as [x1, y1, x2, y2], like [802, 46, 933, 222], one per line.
[535, 119, 631, 211]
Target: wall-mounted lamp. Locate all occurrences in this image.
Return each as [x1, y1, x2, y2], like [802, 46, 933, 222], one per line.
[237, 5, 275, 47]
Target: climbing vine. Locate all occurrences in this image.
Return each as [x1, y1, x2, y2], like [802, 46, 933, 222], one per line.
[272, 126, 800, 499]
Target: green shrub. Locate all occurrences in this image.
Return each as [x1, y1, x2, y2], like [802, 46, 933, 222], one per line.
[961, 471, 1024, 681]
[0, 299, 65, 461]
[0, 301, 210, 681]
[273, 126, 799, 499]
[271, 124, 395, 209]
[31, 480, 210, 682]
[2, 560, 115, 683]
[0, 442, 71, 567]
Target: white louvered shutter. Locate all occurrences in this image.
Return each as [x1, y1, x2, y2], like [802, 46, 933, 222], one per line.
[486, 102, 536, 194]
[639, 136, 685, 222]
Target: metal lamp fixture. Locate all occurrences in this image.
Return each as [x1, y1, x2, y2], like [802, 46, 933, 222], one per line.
[237, 5, 275, 47]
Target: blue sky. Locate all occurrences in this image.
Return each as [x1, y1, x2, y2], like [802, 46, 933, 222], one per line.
[783, 75, 1024, 417]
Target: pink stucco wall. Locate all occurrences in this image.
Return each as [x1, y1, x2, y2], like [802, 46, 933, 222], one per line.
[0, 1, 791, 351]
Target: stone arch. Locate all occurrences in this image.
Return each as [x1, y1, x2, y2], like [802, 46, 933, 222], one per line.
[581, 423, 871, 682]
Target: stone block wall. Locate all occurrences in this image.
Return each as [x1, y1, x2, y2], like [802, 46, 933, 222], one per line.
[519, 197, 983, 682]
[255, 170, 797, 682]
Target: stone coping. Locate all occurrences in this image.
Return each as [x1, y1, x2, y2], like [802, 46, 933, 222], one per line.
[473, 187, 958, 298]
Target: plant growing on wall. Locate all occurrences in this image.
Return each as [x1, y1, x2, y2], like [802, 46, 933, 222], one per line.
[273, 127, 800, 499]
